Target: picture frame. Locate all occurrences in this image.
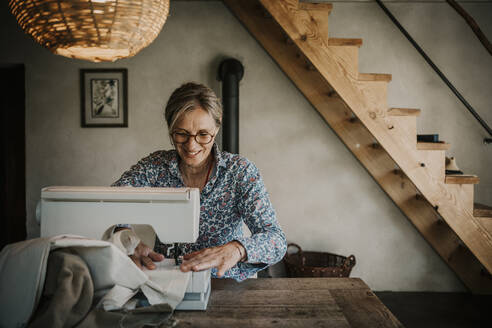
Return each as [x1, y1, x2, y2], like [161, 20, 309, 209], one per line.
[80, 68, 128, 127]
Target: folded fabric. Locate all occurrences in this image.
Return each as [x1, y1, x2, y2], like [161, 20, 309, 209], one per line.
[0, 235, 190, 328]
[28, 248, 94, 328]
[28, 249, 174, 328]
[101, 224, 157, 252]
[142, 259, 192, 309]
[104, 229, 141, 256]
[99, 224, 190, 309]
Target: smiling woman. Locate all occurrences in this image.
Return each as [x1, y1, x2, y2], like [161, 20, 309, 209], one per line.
[111, 82, 287, 281]
[171, 108, 218, 188]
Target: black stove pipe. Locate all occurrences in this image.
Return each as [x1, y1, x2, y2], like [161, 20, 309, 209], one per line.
[218, 58, 244, 154]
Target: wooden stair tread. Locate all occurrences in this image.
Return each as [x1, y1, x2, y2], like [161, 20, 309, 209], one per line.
[417, 141, 450, 150]
[328, 38, 363, 47]
[445, 174, 480, 184]
[388, 108, 421, 116]
[299, 2, 333, 13]
[358, 73, 392, 82]
[475, 203, 492, 217]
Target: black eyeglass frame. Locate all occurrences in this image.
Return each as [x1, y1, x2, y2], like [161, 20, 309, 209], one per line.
[171, 130, 216, 145]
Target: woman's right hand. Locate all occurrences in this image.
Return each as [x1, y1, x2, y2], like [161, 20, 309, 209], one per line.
[130, 241, 165, 270]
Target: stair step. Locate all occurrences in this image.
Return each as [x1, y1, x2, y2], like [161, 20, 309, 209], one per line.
[298, 2, 333, 13]
[417, 142, 450, 150]
[358, 73, 392, 82]
[445, 174, 480, 184]
[328, 38, 363, 47]
[388, 108, 421, 116]
[328, 44, 359, 78]
[474, 203, 492, 217]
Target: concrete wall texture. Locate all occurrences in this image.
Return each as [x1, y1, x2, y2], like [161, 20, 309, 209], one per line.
[1, 0, 491, 291]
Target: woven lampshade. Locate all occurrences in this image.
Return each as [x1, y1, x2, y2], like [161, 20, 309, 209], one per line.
[8, 0, 170, 62]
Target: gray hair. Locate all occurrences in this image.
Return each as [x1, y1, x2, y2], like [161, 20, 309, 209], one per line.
[164, 82, 223, 134]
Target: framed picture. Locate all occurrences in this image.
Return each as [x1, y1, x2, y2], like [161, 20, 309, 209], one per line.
[80, 68, 128, 127]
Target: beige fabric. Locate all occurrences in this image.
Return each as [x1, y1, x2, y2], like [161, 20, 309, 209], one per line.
[0, 238, 53, 328]
[0, 235, 190, 328]
[104, 229, 141, 256]
[142, 259, 192, 309]
[97, 285, 139, 311]
[101, 224, 157, 251]
[101, 224, 191, 308]
[28, 249, 94, 328]
[29, 249, 174, 328]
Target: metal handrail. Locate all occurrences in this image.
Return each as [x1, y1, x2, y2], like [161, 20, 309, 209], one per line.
[374, 0, 492, 144]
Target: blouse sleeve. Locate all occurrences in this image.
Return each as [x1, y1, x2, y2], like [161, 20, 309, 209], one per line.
[233, 160, 287, 267]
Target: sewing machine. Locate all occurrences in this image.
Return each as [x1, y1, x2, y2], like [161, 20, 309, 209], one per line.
[39, 186, 211, 310]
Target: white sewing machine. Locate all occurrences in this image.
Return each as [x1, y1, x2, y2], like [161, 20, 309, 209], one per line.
[39, 186, 211, 310]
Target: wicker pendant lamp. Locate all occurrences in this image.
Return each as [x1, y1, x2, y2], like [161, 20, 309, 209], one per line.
[8, 0, 170, 62]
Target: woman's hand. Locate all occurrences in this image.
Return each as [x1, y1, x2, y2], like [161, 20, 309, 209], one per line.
[180, 241, 246, 277]
[130, 241, 165, 270]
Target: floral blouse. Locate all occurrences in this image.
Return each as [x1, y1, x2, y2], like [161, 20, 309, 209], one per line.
[112, 144, 287, 281]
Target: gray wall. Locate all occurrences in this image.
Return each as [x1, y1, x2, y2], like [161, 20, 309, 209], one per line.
[1, 0, 491, 291]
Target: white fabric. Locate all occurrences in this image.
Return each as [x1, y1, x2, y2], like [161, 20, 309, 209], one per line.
[100, 226, 190, 309]
[142, 259, 192, 309]
[97, 285, 139, 311]
[0, 235, 190, 328]
[104, 229, 141, 256]
[101, 224, 157, 252]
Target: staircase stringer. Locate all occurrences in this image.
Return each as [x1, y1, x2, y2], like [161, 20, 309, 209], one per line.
[221, 0, 492, 292]
[258, 0, 492, 277]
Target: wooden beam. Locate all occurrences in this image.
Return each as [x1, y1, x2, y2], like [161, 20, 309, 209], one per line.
[446, 0, 492, 56]
[477, 217, 492, 236]
[296, 2, 331, 45]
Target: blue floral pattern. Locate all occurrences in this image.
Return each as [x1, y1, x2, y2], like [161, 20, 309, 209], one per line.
[112, 144, 287, 281]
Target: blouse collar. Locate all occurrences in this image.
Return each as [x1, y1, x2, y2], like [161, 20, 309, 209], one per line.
[167, 143, 227, 186]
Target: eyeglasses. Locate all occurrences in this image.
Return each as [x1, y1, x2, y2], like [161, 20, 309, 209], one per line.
[172, 131, 215, 145]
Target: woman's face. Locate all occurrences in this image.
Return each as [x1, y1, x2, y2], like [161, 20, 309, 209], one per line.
[172, 106, 218, 168]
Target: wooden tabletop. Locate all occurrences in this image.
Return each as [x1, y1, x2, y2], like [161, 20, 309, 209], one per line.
[173, 278, 403, 327]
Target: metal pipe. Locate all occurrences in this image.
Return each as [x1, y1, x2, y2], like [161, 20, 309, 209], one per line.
[375, 0, 492, 142]
[218, 58, 244, 154]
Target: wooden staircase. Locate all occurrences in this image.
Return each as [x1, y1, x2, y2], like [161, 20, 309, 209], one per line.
[223, 0, 492, 293]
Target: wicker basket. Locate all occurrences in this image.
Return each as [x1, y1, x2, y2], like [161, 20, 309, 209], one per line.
[283, 243, 356, 278]
[8, 0, 170, 62]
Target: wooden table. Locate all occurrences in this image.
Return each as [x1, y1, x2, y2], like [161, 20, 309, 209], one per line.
[174, 278, 403, 327]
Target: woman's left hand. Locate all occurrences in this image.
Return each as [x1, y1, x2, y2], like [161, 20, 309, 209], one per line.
[180, 241, 246, 277]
